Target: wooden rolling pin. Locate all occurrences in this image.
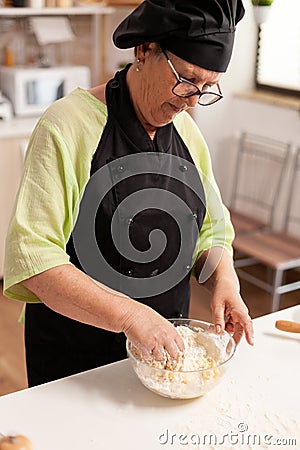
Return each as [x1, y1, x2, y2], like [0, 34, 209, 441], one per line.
[275, 320, 300, 333]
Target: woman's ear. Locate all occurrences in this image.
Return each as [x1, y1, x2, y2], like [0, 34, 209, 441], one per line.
[136, 42, 158, 62]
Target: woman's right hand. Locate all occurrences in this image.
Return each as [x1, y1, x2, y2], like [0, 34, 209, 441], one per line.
[121, 303, 185, 362]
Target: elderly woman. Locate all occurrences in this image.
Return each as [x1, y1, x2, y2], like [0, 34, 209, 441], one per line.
[4, 0, 253, 387]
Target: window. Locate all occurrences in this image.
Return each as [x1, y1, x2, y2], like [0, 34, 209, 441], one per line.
[256, 0, 300, 95]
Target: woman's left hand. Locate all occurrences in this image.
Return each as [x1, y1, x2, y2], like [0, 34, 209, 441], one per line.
[196, 247, 254, 346]
[210, 278, 254, 346]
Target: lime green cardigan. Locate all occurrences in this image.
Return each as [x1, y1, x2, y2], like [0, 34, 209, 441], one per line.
[4, 88, 234, 303]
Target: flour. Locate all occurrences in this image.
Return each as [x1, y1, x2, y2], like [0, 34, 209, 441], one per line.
[177, 326, 221, 371]
[130, 325, 225, 399]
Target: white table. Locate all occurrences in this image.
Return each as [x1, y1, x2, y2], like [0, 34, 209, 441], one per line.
[0, 306, 299, 450]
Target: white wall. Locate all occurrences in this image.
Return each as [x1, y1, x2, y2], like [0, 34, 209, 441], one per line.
[192, 0, 300, 206]
[193, 0, 258, 203]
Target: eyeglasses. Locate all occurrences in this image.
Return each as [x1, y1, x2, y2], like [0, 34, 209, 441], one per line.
[162, 49, 223, 106]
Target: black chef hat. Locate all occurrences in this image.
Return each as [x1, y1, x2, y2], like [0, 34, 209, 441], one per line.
[113, 0, 245, 72]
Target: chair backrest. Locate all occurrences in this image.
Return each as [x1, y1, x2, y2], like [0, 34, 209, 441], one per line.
[230, 132, 291, 227]
[284, 147, 300, 237]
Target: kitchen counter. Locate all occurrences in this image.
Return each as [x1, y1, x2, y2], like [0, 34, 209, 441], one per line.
[0, 306, 299, 449]
[0, 117, 38, 139]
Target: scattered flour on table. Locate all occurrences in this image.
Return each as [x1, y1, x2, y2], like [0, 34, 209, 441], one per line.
[167, 376, 300, 449]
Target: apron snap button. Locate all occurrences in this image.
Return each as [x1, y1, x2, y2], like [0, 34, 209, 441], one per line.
[117, 165, 125, 173]
[179, 164, 188, 172]
[125, 269, 134, 277]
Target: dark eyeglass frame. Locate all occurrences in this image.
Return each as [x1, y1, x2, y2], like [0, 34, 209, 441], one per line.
[161, 49, 223, 106]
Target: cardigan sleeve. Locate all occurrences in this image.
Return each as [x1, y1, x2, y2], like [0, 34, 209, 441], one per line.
[3, 89, 107, 302]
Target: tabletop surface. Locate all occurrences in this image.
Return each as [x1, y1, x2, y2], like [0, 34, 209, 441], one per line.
[0, 306, 299, 450]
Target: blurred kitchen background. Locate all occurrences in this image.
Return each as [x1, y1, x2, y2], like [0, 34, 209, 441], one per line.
[0, 0, 299, 395]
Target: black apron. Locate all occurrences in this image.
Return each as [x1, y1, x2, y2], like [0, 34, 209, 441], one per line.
[25, 66, 206, 386]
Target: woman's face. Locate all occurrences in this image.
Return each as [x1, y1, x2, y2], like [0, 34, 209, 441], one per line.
[128, 43, 222, 133]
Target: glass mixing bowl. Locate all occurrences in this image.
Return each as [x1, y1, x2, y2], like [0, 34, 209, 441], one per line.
[126, 318, 236, 399]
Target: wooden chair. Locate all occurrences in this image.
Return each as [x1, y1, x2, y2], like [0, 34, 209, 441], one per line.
[234, 147, 300, 312]
[229, 132, 291, 236]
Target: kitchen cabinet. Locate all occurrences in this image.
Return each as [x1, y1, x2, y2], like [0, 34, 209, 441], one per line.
[0, 121, 36, 277]
[0, 306, 299, 449]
